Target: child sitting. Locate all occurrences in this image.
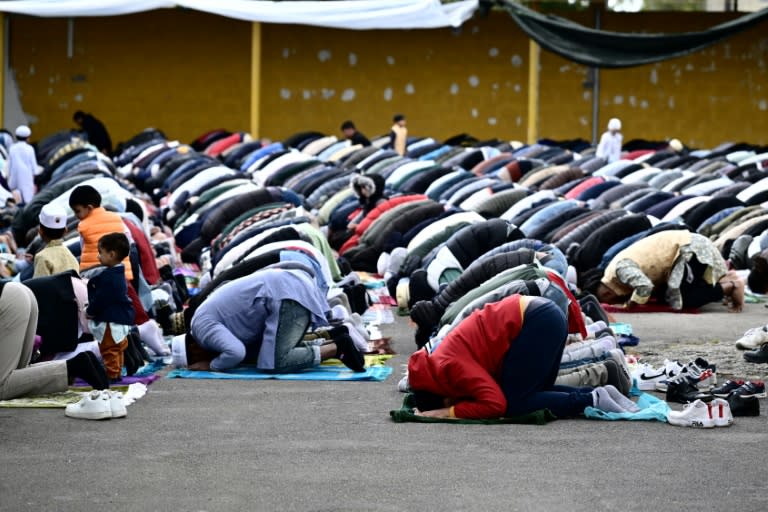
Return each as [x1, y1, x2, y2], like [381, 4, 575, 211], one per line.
[86, 233, 135, 381]
[33, 203, 80, 278]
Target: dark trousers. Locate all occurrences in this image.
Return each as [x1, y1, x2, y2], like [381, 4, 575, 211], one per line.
[500, 299, 594, 418]
[679, 256, 724, 309]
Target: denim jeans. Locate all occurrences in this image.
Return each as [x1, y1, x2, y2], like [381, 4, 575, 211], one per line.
[500, 298, 594, 418]
[272, 299, 315, 373]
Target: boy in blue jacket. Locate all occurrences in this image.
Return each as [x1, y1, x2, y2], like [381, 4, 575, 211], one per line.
[87, 233, 135, 380]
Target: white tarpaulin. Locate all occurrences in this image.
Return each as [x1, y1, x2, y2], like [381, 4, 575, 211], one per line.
[0, 0, 479, 29]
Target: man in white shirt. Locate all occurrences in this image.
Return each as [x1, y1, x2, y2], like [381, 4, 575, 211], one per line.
[8, 125, 37, 205]
[595, 118, 623, 163]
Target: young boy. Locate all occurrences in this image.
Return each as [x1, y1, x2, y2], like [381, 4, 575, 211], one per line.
[86, 233, 135, 380]
[33, 203, 80, 278]
[68, 185, 133, 279]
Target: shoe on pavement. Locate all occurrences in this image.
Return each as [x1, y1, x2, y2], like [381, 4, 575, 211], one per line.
[727, 393, 761, 417]
[735, 325, 768, 350]
[106, 390, 127, 418]
[710, 379, 745, 398]
[65, 390, 112, 420]
[743, 343, 768, 364]
[730, 380, 766, 399]
[667, 399, 715, 428]
[666, 379, 713, 404]
[709, 398, 734, 427]
[632, 363, 667, 391]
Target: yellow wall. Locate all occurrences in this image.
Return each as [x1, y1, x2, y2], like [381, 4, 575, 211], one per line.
[9, 10, 251, 145]
[7, 9, 768, 148]
[260, 16, 530, 142]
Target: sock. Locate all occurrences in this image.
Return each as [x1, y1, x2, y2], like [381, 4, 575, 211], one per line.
[591, 387, 628, 414]
[66, 352, 110, 390]
[334, 333, 366, 372]
[603, 384, 640, 413]
[138, 320, 170, 355]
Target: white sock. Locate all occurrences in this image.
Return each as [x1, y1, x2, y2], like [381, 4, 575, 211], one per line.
[138, 321, 170, 356]
[591, 387, 627, 414]
[603, 385, 640, 413]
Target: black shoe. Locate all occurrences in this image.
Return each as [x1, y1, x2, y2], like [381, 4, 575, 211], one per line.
[727, 393, 760, 417]
[334, 333, 366, 373]
[666, 379, 712, 404]
[744, 343, 768, 364]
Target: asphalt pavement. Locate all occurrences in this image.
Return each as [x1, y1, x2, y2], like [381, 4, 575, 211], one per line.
[1, 302, 767, 512]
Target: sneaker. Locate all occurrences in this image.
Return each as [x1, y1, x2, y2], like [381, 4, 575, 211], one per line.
[735, 325, 768, 350]
[656, 363, 711, 392]
[710, 379, 745, 398]
[106, 390, 127, 418]
[743, 343, 768, 364]
[710, 398, 734, 427]
[632, 363, 667, 391]
[727, 393, 761, 417]
[667, 399, 715, 428]
[65, 390, 112, 420]
[666, 379, 713, 404]
[731, 380, 766, 399]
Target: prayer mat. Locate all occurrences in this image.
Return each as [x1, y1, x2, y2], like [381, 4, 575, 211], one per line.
[166, 358, 393, 382]
[72, 360, 166, 387]
[389, 394, 555, 425]
[0, 383, 148, 409]
[603, 303, 699, 314]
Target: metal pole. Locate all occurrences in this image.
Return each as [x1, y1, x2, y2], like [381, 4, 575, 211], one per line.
[591, 6, 602, 145]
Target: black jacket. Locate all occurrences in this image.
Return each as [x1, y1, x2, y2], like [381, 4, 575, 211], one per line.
[87, 265, 135, 325]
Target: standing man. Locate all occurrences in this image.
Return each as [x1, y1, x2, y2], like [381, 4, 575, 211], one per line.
[7, 125, 37, 206]
[389, 114, 408, 156]
[73, 111, 113, 156]
[340, 120, 371, 147]
[595, 117, 623, 163]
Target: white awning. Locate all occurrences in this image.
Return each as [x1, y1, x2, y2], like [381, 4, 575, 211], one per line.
[0, 0, 479, 29]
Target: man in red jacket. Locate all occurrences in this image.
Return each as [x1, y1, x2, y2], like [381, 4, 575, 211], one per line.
[408, 295, 636, 419]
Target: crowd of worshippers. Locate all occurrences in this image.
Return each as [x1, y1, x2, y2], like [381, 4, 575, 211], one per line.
[0, 116, 767, 421]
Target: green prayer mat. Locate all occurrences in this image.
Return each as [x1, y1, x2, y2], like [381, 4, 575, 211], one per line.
[0, 385, 131, 409]
[389, 394, 556, 425]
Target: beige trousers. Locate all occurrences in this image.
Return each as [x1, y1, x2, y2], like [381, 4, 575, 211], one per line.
[0, 282, 68, 400]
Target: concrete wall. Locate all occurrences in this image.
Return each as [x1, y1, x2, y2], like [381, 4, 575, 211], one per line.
[7, 9, 768, 148]
[8, 10, 251, 145]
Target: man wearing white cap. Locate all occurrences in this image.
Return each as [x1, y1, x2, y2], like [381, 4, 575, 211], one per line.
[33, 203, 79, 278]
[595, 118, 623, 163]
[8, 125, 37, 205]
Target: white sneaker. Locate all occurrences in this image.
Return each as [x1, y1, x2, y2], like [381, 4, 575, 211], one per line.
[710, 398, 733, 427]
[632, 363, 667, 391]
[667, 399, 715, 428]
[735, 325, 768, 350]
[106, 390, 128, 418]
[65, 390, 112, 420]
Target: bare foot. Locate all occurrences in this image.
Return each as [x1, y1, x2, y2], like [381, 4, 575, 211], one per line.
[721, 273, 745, 312]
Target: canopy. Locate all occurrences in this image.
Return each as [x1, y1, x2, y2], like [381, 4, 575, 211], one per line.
[498, 1, 768, 68]
[0, 0, 479, 29]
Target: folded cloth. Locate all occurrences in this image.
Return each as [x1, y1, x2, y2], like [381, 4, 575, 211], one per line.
[583, 392, 670, 422]
[389, 394, 556, 425]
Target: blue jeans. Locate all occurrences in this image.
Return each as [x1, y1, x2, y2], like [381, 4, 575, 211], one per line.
[500, 298, 594, 418]
[271, 299, 314, 373]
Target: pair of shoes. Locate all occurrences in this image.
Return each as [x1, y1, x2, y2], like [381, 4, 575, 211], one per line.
[727, 393, 761, 417]
[743, 343, 768, 364]
[735, 325, 768, 350]
[667, 398, 733, 428]
[710, 379, 744, 398]
[65, 390, 127, 420]
[666, 379, 713, 404]
[655, 359, 715, 392]
[730, 380, 766, 399]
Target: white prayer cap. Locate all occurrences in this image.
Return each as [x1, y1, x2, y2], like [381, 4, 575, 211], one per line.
[15, 125, 31, 138]
[39, 203, 68, 229]
[607, 118, 622, 131]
